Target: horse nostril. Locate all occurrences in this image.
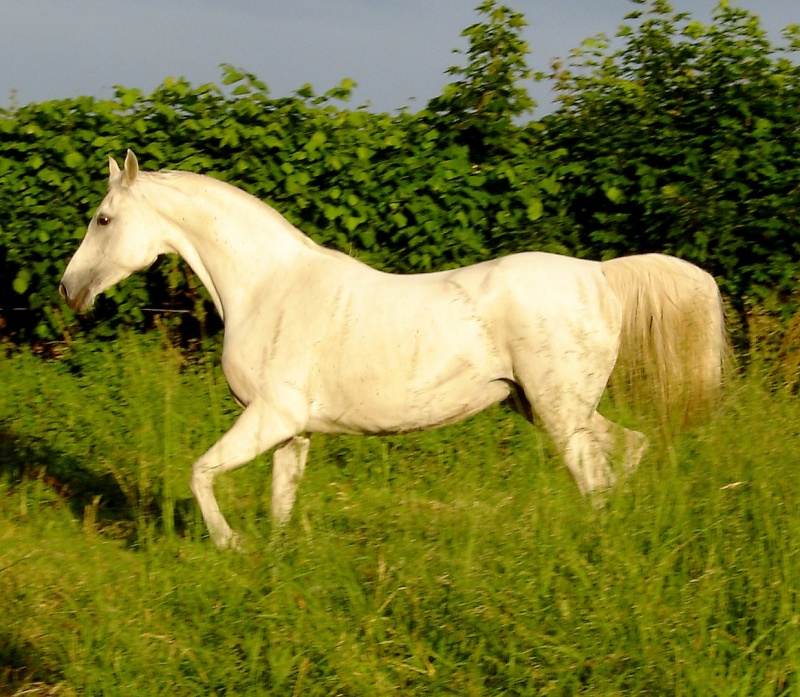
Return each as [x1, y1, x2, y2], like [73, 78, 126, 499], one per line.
[58, 282, 68, 300]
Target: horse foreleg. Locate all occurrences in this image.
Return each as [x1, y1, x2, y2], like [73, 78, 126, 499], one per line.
[190, 404, 298, 549]
[271, 436, 310, 525]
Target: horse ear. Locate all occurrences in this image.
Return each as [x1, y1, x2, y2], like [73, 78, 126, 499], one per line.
[123, 149, 139, 187]
[108, 156, 121, 185]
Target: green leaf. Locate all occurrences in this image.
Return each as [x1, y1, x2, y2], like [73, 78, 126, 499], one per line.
[356, 225, 375, 246]
[390, 212, 408, 228]
[685, 20, 705, 39]
[604, 186, 624, 204]
[526, 198, 544, 221]
[305, 131, 327, 152]
[323, 205, 344, 221]
[222, 66, 245, 85]
[116, 87, 143, 109]
[539, 177, 561, 195]
[13, 269, 31, 295]
[64, 152, 85, 170]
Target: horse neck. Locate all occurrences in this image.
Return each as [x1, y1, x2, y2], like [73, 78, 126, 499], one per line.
[148, 173, 313, 323]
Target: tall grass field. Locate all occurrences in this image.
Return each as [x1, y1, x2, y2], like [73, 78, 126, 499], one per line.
[1, 332, 799, 695]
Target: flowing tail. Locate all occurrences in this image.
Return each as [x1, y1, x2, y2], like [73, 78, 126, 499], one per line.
[601, 254, 731, 429]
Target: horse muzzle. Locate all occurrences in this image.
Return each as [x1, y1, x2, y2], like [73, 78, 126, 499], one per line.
[59, 280, 92, 312]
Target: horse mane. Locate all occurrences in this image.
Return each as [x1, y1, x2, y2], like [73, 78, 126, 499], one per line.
[139, 169, 359, 264]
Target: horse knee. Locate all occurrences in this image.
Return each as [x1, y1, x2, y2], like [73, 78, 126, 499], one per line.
[189, 461, 213, 498]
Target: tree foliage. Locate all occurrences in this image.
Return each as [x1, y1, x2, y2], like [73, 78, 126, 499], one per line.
[428, 0, 535, 160]
[542, 1, 800, 311]
[1, 1, 799, 345]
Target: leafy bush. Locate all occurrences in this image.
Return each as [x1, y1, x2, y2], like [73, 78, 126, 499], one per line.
[1, 1, 799, 345]
[541, 1, 800, 314]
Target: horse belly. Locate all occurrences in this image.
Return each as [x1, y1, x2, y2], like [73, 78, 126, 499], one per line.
[307, 370, 511, 435]
[309, 344, 510, 434]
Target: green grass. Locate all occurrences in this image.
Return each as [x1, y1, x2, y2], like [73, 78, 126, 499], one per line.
[1, 333, 800, 695]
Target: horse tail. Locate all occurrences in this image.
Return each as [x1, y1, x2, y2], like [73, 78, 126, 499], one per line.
[601, 254, 730, 429]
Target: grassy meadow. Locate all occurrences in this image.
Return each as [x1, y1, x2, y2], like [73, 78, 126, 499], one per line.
[1, 332, 800, 695]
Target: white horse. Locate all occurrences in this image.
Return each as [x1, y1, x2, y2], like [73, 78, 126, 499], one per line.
[60, 150, 727, 549]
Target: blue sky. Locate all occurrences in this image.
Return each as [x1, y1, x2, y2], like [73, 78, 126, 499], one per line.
[0, 0, 796, 117]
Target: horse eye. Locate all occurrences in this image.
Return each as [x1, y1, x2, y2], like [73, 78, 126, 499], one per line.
[97, 214, 111, 226]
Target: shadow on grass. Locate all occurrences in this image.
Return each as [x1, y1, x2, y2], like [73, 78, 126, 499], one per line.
[0, 630, 66, 696]
[0, 421, 197, 545]
[0, 421, 127, 520]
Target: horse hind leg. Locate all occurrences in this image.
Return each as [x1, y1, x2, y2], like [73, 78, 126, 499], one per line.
[560, 414, 617, 496]
[620, 423, 649, 476]
[512, 372, 647, 498]
[586, 411, 649, 479]
[507, 281, 648, 497]
[548, 411, 649, 498]
[509, 385, 613, 488]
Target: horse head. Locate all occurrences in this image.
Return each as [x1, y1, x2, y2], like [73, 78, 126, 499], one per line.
[59, 150, 168, 311]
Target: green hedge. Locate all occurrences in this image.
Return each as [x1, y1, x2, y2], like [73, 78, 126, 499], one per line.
[0, 67, 566, 343]
[1, 1, 799, 344]
[540, 1, 800, 316]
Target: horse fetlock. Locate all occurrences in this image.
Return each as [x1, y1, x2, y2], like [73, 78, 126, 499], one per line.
[210, 527, 244, 551]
